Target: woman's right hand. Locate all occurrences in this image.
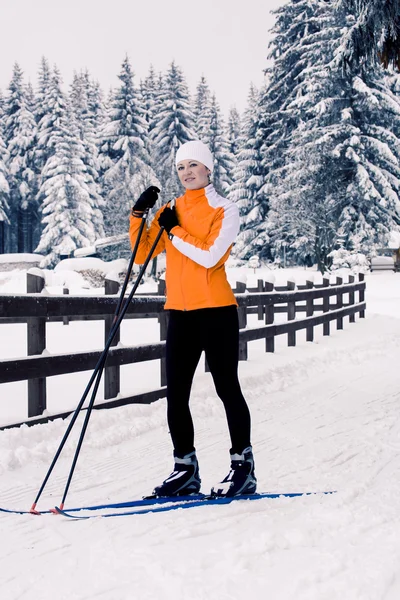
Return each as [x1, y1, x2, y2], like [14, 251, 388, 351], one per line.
[132, 186, 160, 212]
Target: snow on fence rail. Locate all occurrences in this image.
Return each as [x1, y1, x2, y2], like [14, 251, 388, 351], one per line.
[0, 272, 366, 430]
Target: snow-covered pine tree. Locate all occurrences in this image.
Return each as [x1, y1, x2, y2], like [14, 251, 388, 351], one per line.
[70, 70, 104, 137]
[386, 66, 400, 104]
[266, 1, 400, 271]
[140, 65, 158, 134]
[262, 0, 339, 269]
[151, 61, 196, 200]
[139, 65, 160, 185]
[201, 94, 234, 195]
[0, 89, 5, 120]
[154, 71, 165, 109]
[336, 77, 400, 253]
[235, 0, 322, 263]
[70, 71, 87, 132]
[96, 86, 113, 175]
[98, 56, 156, 248]
[4, 63, 38, 253]
[226, 106, 242, 159]
[35, 70, 104, 266]
[84, 73, 107, 189]
[0, 89, 5, 143]
[86, 77, 106, 133]
[225, 106, 242, 190]
[193, 75, 211, 140]
[106, 86, 114, 111]
[25, 82, 35, 111]
[36, 58, 51, 114]
[137, 67, 165, 275]
[337, 0, 400, 71]
[34, 57, 53, 178]
[0, 91, 6, 247]
[0, 129, 10, 253]
[142, 71, 166, 152]
[229, 84, 266, 259]
[69, 70, 103, 209]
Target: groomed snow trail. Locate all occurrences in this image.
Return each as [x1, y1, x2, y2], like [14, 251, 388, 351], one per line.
[1, 274, 400, 600]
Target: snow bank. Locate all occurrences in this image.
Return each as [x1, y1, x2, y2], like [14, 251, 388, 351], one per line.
[53, 257, 130, 288]
[0, 253, 44, 264]
[0, 253, 44, 273]
[54, 257, 128, 275]
[0, 261, 369, 298]
[1, 269, 400, 600]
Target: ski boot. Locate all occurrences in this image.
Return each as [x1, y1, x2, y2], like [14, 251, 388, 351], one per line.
[152, 450, 201, 497]
[211, 446, 257, 497]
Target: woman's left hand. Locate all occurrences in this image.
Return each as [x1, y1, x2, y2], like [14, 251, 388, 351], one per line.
[158, 207, 179, 233]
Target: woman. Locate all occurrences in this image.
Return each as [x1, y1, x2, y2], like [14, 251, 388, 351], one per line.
[129, 140, 256, 498]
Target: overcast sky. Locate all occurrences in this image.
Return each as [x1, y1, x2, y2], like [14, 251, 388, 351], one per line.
[0, 0, 285, 117]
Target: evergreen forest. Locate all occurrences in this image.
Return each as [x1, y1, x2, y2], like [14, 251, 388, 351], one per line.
[0, 0, 399, 271]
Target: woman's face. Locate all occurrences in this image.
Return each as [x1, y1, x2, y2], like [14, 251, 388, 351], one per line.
[176, 159, 210, 190]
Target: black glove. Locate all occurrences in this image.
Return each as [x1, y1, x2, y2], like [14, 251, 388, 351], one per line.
[132, 186, 160, 213]
[158, 206, 179, 233]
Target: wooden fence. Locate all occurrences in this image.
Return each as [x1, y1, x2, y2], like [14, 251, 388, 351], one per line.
[0, 271, 366, 430]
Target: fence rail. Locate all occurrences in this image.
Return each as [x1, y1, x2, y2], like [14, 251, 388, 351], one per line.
[0, 272, 366, 429]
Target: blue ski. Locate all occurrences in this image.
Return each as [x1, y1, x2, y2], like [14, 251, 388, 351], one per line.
[54, 491, 336, 519]
[0, 494, 206, 516]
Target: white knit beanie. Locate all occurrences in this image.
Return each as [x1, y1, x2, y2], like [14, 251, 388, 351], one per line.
[175, 141, 214, 173]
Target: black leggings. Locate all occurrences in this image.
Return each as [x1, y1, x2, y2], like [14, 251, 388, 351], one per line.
[166, 305, 251, 456]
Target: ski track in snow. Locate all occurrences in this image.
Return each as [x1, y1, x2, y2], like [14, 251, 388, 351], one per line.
[1, 272, 400, 599]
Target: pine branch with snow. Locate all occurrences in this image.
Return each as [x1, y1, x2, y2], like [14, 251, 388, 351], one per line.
[35, 78, 104, 266]
[4, 63, 38, 253]
[193, 76, 211, 141]
[98, 56, 158, 246]
[150, 61, 196, 200]
[202, 94, 235, 195]
[0, 130, 10, 226]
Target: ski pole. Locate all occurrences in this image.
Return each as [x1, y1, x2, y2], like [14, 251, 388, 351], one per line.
[30, 212, 151, 513]
[56, 225, 165, 510]
[112, 226, 145, 325]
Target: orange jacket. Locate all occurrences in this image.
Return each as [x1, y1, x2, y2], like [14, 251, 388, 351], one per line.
[129, 184, 239, 311]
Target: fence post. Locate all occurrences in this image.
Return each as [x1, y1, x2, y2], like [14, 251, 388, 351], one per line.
[157, 279, 169, 385]
[359, 273, 365, 318]
[63, 286, 70, 325]
[287, 280, 296, 347]
[104, 276, 120, 400]
[323, 277, 330, 336]
[26, 270, 47, 417]
[336, 276, 343, 330]
[348, 275, 355, 323]
[257, 279, 264, 320]
[236, 281, 248, 361]
[306, 279, 314, 342]
[264, 280, 275, 353]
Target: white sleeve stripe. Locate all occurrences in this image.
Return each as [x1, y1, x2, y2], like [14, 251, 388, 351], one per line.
[172, 202, 239, 268]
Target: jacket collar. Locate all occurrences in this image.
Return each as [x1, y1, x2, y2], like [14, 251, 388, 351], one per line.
[184, 184, 214, 202]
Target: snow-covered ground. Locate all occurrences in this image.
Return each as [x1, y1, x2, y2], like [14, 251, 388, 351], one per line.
[1, 263, 400, 600]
